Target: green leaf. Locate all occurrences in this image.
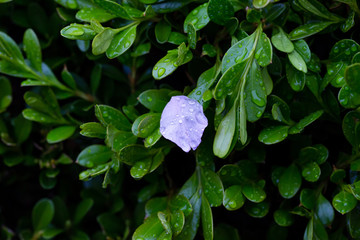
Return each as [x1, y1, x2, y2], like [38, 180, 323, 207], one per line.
[132, 113, 160, 138]
[118, 144, 152, 165]
[14, 114, 32, 144]
[342, 110, 360, 148]
[242, 182, 267, 203]
[271, 27, 294, 53]
[214, 60, 247, 99]
[288, 110, 323, 134]
[278, 164, 302, 199]
[221, 32, 256, 72]
[201, 168, 224, 207]
[245, 201, 270, 218]
[133, 215, 166, 240]
[289, 21, 333, 40]
[155, 20, 171, 44]
[76, 144, 112, 168]
[187, 23, 197, 49]
[213, 104, 236, 158]
[184, 3, 209, 32]
[138, 89, 173, 112]
[145, 128, 162, 148]
[0, 59, 34, 79]
[188, 65, 218, 103]
[333, 191, 357, 214]
[273, 209, 294, 227]
[300, 188, 317, 210]
[60, 23, 97, 40]
[32, 198, 55, 232]
[244, 61, 267, 121]
[223, 185, 245, 210]
[323, 61, 348, 89]
[253, 0, 271, 8]
[297, 0, 343, 21]
[255, 33, 272, 67]
[258, 125, 290, 145]
[293, 39, 311, 63]
[347, 205, 360, 238]
[80, 122, 106, 139]
[170, 210, 185, 236]
[0, 31, 24, 62]
[316, 194, 334, 226]
[168, 32, 188, 45]
[47, 125, 77, 144]
[93, 0, 132, 20]
[76, 8, 115, 23]
[22, 109, 63, 124]
[95, 105, 131, 131]
[152, 49, 192, 80]
[341, 11, 355, 32]
[345, 63, 360, 92]
[106, 24, 137, 59]
[330, 169, 346, 183]
[131, 42, 151, 57]
[338, 83, 360, 108]
[92, 28, 115, 55]
[23, 29, 42, 71]
[169, 195, 193, 217]
[301, 162, 321, 182]
[73, 198, 94, 225]
[106, 125, 137, 152]
[207, 0, 234, 25]
[0, 76, 12, 113]
[288, 50, 307, 73]
[201, 194, 213, 240]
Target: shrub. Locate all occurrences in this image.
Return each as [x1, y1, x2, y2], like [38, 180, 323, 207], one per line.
[1, 0, 360, 239]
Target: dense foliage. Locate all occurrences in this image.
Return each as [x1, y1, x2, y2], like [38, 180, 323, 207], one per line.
[1, 0, 360, 239]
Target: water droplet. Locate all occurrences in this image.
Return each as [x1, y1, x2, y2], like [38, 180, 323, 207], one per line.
[164, 58, 170, 62]
[188, 99, 196, 105]
[154, 66, 158, 70]
[189, 108, 194, 112]
[196, 91, 201, 95]
[158, 68, 165, 77]
[251, 90, 265, 107]
[345, 49, 351, 55]
[179, 119, 183, 123]
[333, 46, 339, 53]
[203, 15, 208, 19]
[256, 111, 262, 118]
[221, 170, 227, 175]
[147, 96, 152, 102]
[125, 41, 130, 48]
[192, 9, 199, 15]
[191, 18, 198, 25]
[340, 42, 346, 48]
[228, 201, 237, 209]
[351, 44, 358, 52]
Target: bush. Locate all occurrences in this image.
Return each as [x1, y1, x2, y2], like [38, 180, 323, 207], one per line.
[1, 0, 360, 239]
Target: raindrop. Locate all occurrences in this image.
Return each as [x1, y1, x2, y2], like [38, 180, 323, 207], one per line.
[147, 96, 152, 102]
[158, 68, 166, 77]
[333, 46, 339, 53]
[251, 90, 266, 107]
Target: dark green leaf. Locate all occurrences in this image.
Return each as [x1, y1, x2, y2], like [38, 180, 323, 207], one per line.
[201, 194, 213, 240]
[242, 182, 267, 203]
[273, 209, 294, 227]
[271, 27, 294, 53]
[333, 191, 357, 214]
[258, 125, 289, 144]
[76, 8, 115, 23]
[47, 125, 77, 144]
[207, 0, 234, 25]
[0, 77, 12, 113]
[223, 185, 245, 210]
[278, 164, 302, 199]
[76, 144, 112, 168]
[289, 21, 332, 40]
[184, 3, 209, 32]
[316, 194, 334, 226]
[95, 104, 131, 131]
[138, 89, 173, 112]
[32, 198, 55, 232]
[80, 122, 106, 139]
[155, 20, 171, 44]
[23, 29, 42, 71]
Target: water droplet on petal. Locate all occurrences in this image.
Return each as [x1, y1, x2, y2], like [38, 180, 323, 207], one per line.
[158, 68, 165, 77]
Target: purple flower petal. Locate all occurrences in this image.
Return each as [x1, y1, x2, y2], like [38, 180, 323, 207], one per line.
[160, 96, 208, 152]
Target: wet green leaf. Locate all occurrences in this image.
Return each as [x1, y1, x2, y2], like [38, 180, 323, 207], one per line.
[289, 21, 332, 40]
[92, 28, 115, 55]
[329, 39, 360, 62]
[347, 205, 360, 238]
[223, 185, 245, 210]
[255, 32, 272, 67]
[0, 77, 12, 113]
[93, 0, 132, 20]
[242, 182, 266, 203]
[258, 125, 289, 144]
[184, 3, 209, 32]
[333, 191, 357, 214]
[201, 194, 213, 240]
[300, 188, 317, 210]
[288, 50, 308, 73]
[245, 201, 270, 218]
[271, 27, 294, 53]
[288, 110, 323, 134]
[23, 29, 42, 71]
[133, 215, 166, 240]
[253, 0, 271, 9]
[201, 168, 224, 207]
[207, 0, 234, 25]
[316, 194, 334, 226]
[95, 104, 131, 131]
[76, 8, 115, 23]
[345, 63, 360, 92]
[278, 164, 302, 199]
[301, 161, 321, 182]
[61, 23, 96, 40]
[80, 122, 106, 139]
[76, 144, 112, 168]
[106, 25, 137, 59]
[106, 125, 137, 152]
[132, 113, 160, 138]
[273, 209, 294, 227]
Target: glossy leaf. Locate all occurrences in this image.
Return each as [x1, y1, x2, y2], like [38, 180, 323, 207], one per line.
[242, 182, 266, 203]
[300, 188, 317, 210]
[278, 164, 302, 199]
[80, 122, 106, 139]
[23, 29, 42, 71]
[289, 21, 332, 40]
[345, 63, 360, 92]
[155, 20, 171, 44]
[106, 125, 137, 152]
[76, 8, 115, 23]
[271, 27, 294, 53]
[92, 28, 115, 55]
[288, 110, 324, 134]
[76, 144, 112, 168]
[273, 209, 294, 227]
[342, 111, 360, 147]
[223, 185, 245, 210]
[61, 24, 96, 40]
[95, 105, 131, 131]
[201, 195, 213, 240]
[258, 125, 289, 144]
[301, 162, 321, 182]
[201, 168, 224, 207]
[106, 25, 137, 59]
[133, 216, 166, 240]
[32, 198, 55, 231]
[207, 0, 234, 25]
[333, 191, 357, 214]
[47, 125, 77, 144]
[253, 0, 271, 9]
[132, 113, 161, 138]
[329, 39, 360, 62]
[184, 3, 209, 32]
[255, 32, 272, 67]
[316, 194, 334, 226]
[245, 201, 270, 218]
[288, 50, 308, 73]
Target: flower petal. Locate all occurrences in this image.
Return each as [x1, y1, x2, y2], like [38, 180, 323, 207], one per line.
[160, 96, 208, 152]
